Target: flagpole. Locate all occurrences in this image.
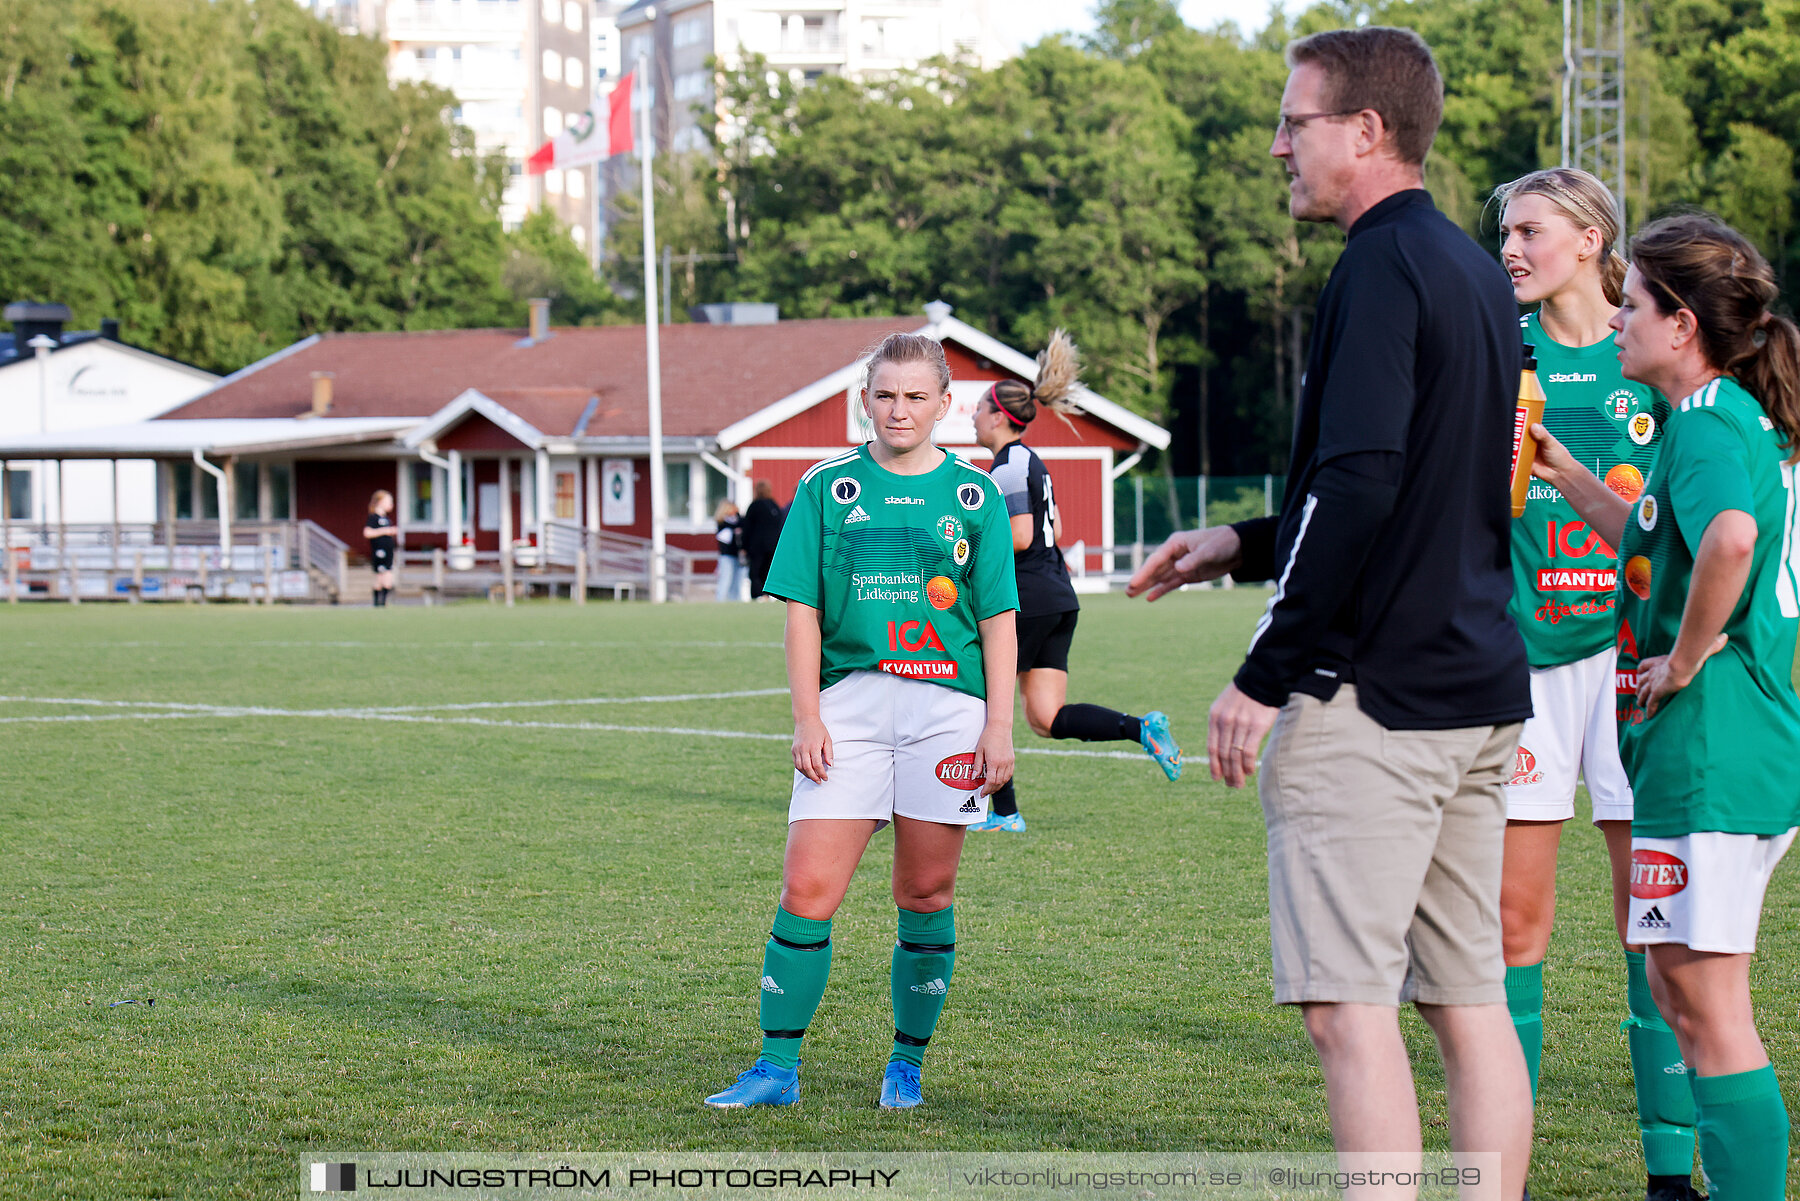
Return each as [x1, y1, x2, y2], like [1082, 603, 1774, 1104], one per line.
[638, 53, 667, 603]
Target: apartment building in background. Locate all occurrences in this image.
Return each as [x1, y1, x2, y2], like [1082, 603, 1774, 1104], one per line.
[615, 0, 1009, 153]
[299, 0, 597, 258]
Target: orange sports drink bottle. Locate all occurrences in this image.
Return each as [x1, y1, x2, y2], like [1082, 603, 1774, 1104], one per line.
[1510, 343, 1546, 518]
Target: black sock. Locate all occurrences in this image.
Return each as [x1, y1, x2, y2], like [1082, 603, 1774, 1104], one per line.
[1049, 704, 1141, 744]
[989, 779, 1018, 817]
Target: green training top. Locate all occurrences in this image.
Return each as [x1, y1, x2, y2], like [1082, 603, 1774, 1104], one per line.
[1615, 375, 1800, 837]
[764, 444, 1019, 701]
[1510, 313, 1665, 666]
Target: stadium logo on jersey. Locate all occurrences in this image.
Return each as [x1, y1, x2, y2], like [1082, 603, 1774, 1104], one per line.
[1605, 464, 1644, 503]
[956, 482, 984, 511]
[1610, 389, 1635, 418]
[1510, 748, 1543, 787]
[831, 477, 861, 504]
[910, 977, 949, 995]
[926, 576, 958, 610]
[1630, 412, 1656, 444]
[889, 620, 947, 654]
[936, 516, 963, 543]
[936, 753, 987, 789]
[886, 495, 925, 505]
[1635, 905, 1672, 931]
[1547, 372, 1599, 384]
[1637, 495, 1658, 531]
[1624, 556, 1652, 599]
[1538, 568, 1615, 591]
[953, 539, 970, 566]
[844, 505, 871, 524]
[1631, 850, 1688, 899]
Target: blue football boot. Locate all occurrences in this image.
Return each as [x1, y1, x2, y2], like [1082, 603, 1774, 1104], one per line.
[704, 1058, 800, 1108]
[1140, 710, 1182, 781]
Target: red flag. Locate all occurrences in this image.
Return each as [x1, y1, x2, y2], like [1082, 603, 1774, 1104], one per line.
[525, 72, 635, 174]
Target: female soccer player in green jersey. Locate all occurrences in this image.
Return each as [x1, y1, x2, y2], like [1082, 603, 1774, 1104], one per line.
[704, 332, 1019, 1111]
[1493, 168, 1693, 1200]
[1531, 214, 1800, 1201]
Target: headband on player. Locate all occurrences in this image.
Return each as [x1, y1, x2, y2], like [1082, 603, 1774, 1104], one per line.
[988, 382, 1029, 428]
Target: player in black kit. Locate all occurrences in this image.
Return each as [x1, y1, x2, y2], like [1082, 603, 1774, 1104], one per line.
[968, 331, 1181, 832]
[363, 489, 397, 607]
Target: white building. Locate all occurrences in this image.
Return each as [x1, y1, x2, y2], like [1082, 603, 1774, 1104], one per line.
[297, 0, 597, 255]
[0, 304, 218, 525]
[616, 0, 1010, 153]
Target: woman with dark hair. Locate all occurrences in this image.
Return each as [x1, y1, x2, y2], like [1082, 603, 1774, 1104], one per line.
[1491, 167, 1688, 1198]
[363, 490, 397, 607]
[967, 330, 1180, 833]
[704, 333, 1017, 1111]
[741, 479, 784, 600]
[1532, 213, 1800, 1201]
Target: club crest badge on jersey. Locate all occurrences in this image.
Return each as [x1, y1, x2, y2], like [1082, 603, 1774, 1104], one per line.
[936, 515, 963, 543]
[1637, 494, 1658, 531]
[953, 538, 970, 566]
[831, 477, 861, 504]
[1629, 412, 1656, 445]
[1611, 390, 1634, 419]
[956, 482, 984, 511]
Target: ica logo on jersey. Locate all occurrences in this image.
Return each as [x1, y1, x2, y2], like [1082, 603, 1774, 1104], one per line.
[881, 620, 957, 679]
[1538, 519, 1617, 591]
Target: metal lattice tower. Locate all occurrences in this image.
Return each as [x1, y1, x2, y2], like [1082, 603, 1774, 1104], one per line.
[1562, 0, 1627, 214]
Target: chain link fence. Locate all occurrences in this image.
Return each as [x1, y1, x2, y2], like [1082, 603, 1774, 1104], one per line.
[1115, 475, 1286, 549]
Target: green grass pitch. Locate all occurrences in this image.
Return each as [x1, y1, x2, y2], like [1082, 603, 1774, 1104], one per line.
[1, 592, 1795, 1199]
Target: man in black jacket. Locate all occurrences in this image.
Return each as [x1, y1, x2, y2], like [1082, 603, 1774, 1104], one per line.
[1130, 27, 1532, 1197]
[741, 479, 786, 600]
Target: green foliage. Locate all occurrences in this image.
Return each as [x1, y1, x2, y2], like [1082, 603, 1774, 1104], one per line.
[503, 208, 624, 326]
[0, 0, 511, 372]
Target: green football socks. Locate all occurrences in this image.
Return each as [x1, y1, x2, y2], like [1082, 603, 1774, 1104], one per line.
[890, 905, 955, 1067]
[1623, 950, 1697, 1179]
[1504, 961, 1544, 1101]
[1693, 1064, 1788, 1200]
[758, 907, 832, 1070]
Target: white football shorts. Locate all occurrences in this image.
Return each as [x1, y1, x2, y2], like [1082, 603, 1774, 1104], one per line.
[1627, 829, 1797, 953]
[1505, 646, 1633, 824]
[789, 670, 991, 826]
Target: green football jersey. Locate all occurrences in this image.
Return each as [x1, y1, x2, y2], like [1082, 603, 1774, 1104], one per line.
[1509, 313, 1665, 666]
[764, 444, 1019, 700]
[1615, 376, 1800, 837]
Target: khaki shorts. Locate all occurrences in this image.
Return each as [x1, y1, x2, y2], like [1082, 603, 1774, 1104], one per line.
[1259, 685, 1521, 1006]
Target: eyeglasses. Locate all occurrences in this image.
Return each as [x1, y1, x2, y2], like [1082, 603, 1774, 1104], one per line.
[1275, 109, 1362, 139]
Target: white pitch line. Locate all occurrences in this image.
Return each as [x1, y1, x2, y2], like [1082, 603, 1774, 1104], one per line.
[0, 695, 1145, 759]
[362, 687, 790, 713]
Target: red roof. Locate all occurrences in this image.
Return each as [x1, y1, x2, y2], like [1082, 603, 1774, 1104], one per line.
[162, 318, 919, 438]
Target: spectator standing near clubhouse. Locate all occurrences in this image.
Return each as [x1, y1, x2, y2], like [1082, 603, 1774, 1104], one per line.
[1531, 213, 1800, 1201]
[742, 480, 785, 600]
[714, 500, 747, 602]
[1128, 26, 1533, 1197]
[364, 490, 397, 608]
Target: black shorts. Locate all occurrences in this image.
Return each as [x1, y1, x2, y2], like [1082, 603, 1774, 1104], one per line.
[371, 547, 394, 571]
[1016, 609, 1078, 674]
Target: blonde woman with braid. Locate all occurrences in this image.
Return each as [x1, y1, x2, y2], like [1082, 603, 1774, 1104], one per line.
[1493, 169, 1690, 1200]
[968, 330, 1181, 834]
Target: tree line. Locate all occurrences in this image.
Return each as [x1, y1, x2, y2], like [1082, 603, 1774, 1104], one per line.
[2, 0, 1795, 476]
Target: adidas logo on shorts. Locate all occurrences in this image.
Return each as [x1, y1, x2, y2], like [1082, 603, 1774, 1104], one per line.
[1636, 906, 1671, 931]
[761, 975, 785, 994]
[910, 978, 947, 996]
[958, 796, 981, 814]
[844, 505, 871, 524]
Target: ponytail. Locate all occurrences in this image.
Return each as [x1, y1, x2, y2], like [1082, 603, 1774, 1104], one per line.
[1600, 247, 1627, 308]
[1633, 212, 1800, 461]
[1736, 314, 1800, 461]
[990, 329, 1084, 435]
